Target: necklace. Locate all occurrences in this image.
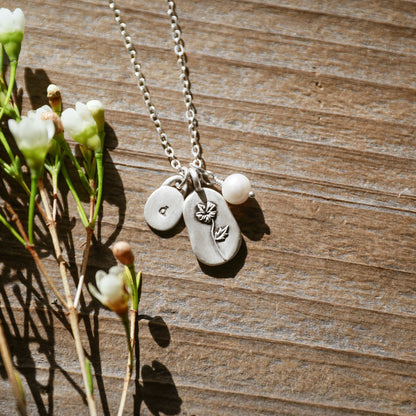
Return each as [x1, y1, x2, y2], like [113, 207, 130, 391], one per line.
[109, 0, 254, 266]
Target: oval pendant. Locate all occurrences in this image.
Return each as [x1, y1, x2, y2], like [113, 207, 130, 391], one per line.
[144, 185, 184, 231]
[183, 187, 242, 266]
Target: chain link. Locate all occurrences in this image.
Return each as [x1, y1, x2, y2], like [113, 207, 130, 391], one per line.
[108, 0, 204, 171]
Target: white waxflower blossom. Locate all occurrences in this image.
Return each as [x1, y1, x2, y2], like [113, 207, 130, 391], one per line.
[88, 266, 129, 316]
[8, 115, 55, 174]
[28, 104, 63, 134]
[61, 102, 101, 151]
[86, 100, 105, 133]
[27, 104, 53, 119]
[0, 8, 25, 62]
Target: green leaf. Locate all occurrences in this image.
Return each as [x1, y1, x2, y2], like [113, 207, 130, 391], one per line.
[85, 358, 94, 396]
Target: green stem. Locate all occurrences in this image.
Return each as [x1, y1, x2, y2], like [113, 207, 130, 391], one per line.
[122, 316, 133, 370]
[90, 152, 103, 229]
[0, 212, 25, 245]
[58, 137, 94, 195]
[0, 60, 17, 122]
[0, 129, 26, 190]
[128, 264, 140, 312]
[0, 61, 18, 162]
[61, 163, 89, 228]
[28, 174, 39, 245]
[12, 100, 20, 120]
[16, 175, 30, 196]
[0, 43, 4, 80]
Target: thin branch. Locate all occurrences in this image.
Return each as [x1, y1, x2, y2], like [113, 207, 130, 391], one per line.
[117, 308, 137, 416]
[5, 202, 68, 309]
[74, 225, 93, 309]
[0, 317, 27, 416]
[37, 179, 97, 416]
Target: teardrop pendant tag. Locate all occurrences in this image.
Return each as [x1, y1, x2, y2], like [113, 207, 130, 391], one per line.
[183, 187, 242, 266]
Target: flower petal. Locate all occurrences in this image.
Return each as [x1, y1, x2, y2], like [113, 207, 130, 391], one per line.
[88, 283, 107, 306]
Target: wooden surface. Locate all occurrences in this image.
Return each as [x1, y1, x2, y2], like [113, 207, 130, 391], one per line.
[1, 0, 416, 415]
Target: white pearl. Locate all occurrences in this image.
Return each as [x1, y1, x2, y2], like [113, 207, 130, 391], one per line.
[222, 173, 252, 205]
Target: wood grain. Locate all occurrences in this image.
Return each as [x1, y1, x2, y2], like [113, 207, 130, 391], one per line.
[0, 0, 415, 415]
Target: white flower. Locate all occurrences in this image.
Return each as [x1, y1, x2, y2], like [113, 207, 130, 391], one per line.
[28, 104, 63, 135]
[0, 8, 25, 62]
[86, 100, 105, 133]
[27, 104, 53, 119]
[88, 266, 129, 316]
[61, 102, 101, 151]
[8, 115, 55, 174]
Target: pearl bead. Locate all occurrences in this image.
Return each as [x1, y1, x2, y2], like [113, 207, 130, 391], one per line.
[222, 173, 252, 205]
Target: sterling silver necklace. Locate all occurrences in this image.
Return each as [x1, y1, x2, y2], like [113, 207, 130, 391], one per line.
[109, 0, 254, 266]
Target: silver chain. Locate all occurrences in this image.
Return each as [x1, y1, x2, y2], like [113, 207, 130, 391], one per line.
[108, 0, 204, 172]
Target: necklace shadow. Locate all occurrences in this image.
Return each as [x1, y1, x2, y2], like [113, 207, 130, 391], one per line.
[148, 217, 186, 239]
[230, 197, 270, 242]
[199, 239, 247, 278]
[199, 197, 269, 278]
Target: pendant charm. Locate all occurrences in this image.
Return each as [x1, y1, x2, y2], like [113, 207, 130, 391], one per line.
[183, 187, 242, 266]
[144, 176, 185, 231]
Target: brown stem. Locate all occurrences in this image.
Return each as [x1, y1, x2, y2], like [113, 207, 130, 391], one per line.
[74, 226, 93, 309]
[5, 202, 68, 309]
[66, 305, 97, 416]
[0, 316, 27, 416]
[37, 180, 97, 416]
[74, 195, 94, 309]
[117, 308, 137, 416]
[52, 192, 58, 222]
[27, 246, 69, 309]
[37, 179, 61, 259]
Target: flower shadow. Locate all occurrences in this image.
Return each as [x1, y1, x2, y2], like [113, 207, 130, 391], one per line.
[0, 258, 85, 416]
[24, 68, 52, 110]
[132, 315, 182, 415]
[18, 67, 127, 414]
[141, 360, 183, 416]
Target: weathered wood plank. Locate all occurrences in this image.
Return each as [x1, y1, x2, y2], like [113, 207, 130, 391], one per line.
[1, 0, 415, 415]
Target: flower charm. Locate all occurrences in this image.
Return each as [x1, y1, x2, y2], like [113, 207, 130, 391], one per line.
[195, 201, 217, 224]
[8, 115, 55, 175]
[88, 266, 129, 317]
[61, 102, 101, 151]
[0, 8, 25, 62]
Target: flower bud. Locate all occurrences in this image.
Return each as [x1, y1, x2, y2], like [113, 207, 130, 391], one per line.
[88, 266, 130, 317]
[47, 84, 62, 115]
[28, 104, 64, 135]
[0, 8, 25, 62]
[40, 111, 64, 135]
[112, 241, 135, 266]
[61, 102, 101, 151]
[87, 100, 105, 134]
